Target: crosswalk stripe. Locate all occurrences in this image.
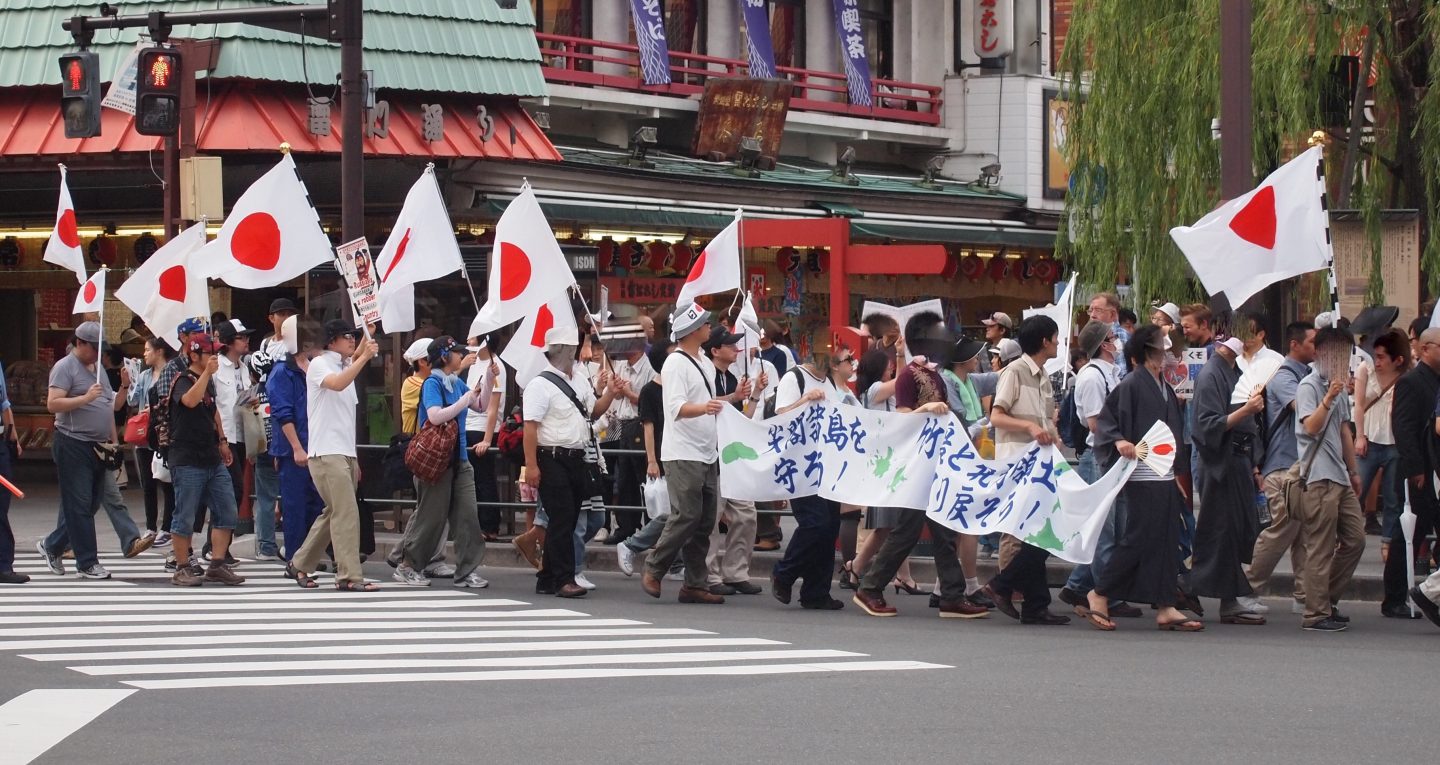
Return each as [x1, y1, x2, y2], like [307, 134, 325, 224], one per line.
[73, 649, 865, 676]
[0, 589, 496, 603]
[0, 606, 582, 625]
[0, 618, 647, 638]
[32, 637, 780, 665]
[16, 627, 712, 656]
[0, 598, 527, 613]
[0, 688, 136, 765]
[120, 661, 953, 690]
[0, 581, 138, 588]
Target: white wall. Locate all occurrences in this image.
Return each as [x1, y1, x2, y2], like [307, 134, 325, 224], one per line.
[940, 73, 1065, 212]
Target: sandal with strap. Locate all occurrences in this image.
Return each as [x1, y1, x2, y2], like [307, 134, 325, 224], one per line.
[286, 563, 319, 589]
[1077, 605, 1116, 631]
[1158, 618, 1205, 632]
[336, 579, 380, 592]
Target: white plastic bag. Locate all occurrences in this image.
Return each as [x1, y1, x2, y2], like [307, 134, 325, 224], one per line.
[150, 452, 172, 483]
[643, 476, 671, 520]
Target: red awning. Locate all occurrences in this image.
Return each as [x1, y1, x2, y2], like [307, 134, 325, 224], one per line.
[0, 82, 560, 161]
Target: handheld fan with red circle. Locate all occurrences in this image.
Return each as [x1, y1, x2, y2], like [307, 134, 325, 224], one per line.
[1133, 421, 1177, 476]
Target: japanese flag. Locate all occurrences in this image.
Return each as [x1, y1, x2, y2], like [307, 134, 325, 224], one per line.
[1022, 275, 1077, 376]
[72, 268, 106, 314]
[676, 211, 742, 310]
[44, 164, 87, 284]
[1170, 146, 1332, 308]
[115, 221, 211, 350]
[198, 154, 333, 289]
[500, 290, 578, 388]
[375, 165, 465, 332]
[469, 182, 576, 337]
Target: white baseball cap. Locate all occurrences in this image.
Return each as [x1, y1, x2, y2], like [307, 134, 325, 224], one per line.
[670, 302, 712, 342]
[281, 315, 299, 355]
[544, 326, 580, 351]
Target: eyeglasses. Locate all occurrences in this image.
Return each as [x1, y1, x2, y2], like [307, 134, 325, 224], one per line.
[835, 356, 855, 365]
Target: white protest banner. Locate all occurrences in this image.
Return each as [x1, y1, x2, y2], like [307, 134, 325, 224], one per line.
[102, 41, 145, 115]
[335, 237, 380, 328]
[717, 403, 1140, 564]
[860, 299, 942, 362]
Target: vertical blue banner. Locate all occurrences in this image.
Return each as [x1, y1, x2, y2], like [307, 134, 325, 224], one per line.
[629, 0, 673, 85]
[829, 0, 874, 107]
[738, 0, 778, 79]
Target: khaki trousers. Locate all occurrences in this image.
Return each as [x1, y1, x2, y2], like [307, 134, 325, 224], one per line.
[1246, 471, 1307, 600]
[1294, 479, 1365, 625]
[706, 496, 757, 586]
[295, 455, 364, 584]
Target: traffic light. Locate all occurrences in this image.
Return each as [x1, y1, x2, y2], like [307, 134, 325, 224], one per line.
[135, 46, 182, 136]
[58, 51, 102, 139]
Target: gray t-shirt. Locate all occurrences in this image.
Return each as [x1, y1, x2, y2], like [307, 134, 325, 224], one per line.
[1294, 371, 1350, 486]
[49, 352, 115, 442]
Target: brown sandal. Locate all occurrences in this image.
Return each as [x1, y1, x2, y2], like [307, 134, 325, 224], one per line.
[1158, 619, 1205, 631]
[335, 579, 379, 592]
[1077, 606, 1116, 631]
[285, 563, 319, 589]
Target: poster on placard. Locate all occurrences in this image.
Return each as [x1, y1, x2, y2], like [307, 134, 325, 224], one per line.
[101, 41, 145, 115]
[335, 237, 380, 328]
[1170, 346, 1210, 400]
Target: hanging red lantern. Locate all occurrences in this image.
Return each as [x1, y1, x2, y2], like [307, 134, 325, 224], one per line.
[941, 251, 960, 279]
[669, 242, 694, 274]
[646, 241, 671, 274]
[777, 246, 802, 273]
[596, 238, 615, 274]
[1032, 255, 1058, 285]
[1015, 255, 1036, 282]
[987, 255, 1009, 281]
[960, 253, 984, 281]
[806, 248, 829, 274]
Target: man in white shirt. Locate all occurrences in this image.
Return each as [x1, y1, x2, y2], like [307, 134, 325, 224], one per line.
[1059, 320, 1134, 616]
[642, 303, 742, 604]
[606, 342, 654, 545]
[769, 347, 851, 611]
[216, 320, 254, 520]
[1236, 310, 1285, 374]
[287, 320, 377, 590]
[523, 326, 622, 598]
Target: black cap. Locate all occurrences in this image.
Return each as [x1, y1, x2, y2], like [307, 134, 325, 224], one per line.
[702, 324, 744, 352]
[952, 339, 985, 364]
[216, 320, 254, 345]
[268, 298, 298, 316]
[323, 319, 361, 344]
[426, 335, 466, 366]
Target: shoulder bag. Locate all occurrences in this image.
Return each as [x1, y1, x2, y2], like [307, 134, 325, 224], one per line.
[404, 377, 460, 485]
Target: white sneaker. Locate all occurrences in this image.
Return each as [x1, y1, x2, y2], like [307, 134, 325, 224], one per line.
[392, 564, 432, 587]
[152, 532, 172, 548]
[77, 563, 111, 580]
[1292, 599, 1306, 615]
[1236, 595, 1269, 614]
[617, 544, 636, 577]
[254, 550, 282, 562]
[664, 567, 685, 582]
[36, 540, 64, 576]
[574, 572, 598, 591]
[593, 528, 609, 543]
[424, 562, 457, 578]
[454, 571, 490, 588]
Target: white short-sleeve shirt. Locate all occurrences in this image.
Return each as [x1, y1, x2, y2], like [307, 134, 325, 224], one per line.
[305, 351, 358, 458]
[522, 367, 596, 449]
[660, 350, 718, 463]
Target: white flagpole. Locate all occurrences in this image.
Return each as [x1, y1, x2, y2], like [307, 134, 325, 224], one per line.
[96, 266, 106, 345]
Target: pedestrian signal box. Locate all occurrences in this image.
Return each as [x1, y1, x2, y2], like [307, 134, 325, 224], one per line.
[58, 51, 102, 139]
[136, 47, 182, 136]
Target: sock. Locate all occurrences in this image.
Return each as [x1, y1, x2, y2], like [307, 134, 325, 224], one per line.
[966, 577, 981, 596]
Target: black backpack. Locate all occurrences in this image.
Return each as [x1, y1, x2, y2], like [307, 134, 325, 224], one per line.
[762, 367, 807, 419]
[1059, 363, 1107, 454]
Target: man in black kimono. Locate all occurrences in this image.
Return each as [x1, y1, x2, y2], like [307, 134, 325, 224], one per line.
[1189, 336, 1267, 624]
[1085, 325, 1201, 631]
[1390, 327, 1440, 617]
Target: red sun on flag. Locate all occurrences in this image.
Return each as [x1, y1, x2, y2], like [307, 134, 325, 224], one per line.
[57, 209, 80, 248]
[529, 304, 556, 348]
[685, 251, 707, 284]
[232, 212, 282, 270]
[1227, 186, 1277, 250]
[82, 279, 97, 303]
[158, 265, 187, 302]
[500, 242, 533, 301]
[381, 229, 412, 283]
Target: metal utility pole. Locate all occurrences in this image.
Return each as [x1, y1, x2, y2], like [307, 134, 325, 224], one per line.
[333, 0, 364, 245]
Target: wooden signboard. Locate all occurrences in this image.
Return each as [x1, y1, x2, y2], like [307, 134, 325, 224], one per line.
[1330, 215, 1421, 327]
[692, 78, 793, 160]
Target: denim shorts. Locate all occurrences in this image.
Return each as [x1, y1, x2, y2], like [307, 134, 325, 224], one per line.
[172, 463, 238, 535]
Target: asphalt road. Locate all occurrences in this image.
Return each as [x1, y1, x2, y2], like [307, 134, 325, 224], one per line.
[0, 549, 1437, 765]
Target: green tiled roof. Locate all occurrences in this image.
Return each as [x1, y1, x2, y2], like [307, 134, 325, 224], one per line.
[0, 0, 547, 97]
[556, 146, 1028, 203]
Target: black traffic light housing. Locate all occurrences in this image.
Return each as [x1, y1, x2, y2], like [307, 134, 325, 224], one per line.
[135, 46, 182, 136]
[58, 51, 102, 139]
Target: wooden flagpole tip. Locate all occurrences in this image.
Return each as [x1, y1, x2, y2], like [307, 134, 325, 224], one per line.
[279, 142, 292, 155]
[1307, 131, 1328, 147]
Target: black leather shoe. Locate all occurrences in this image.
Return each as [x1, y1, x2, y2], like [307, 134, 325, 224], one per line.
[928, 593, 940, 609]
[1020, 610, 1072, 626]
[709, 583, 737, 596]
[1057, 587, 1087, 609]
[535, 583, 558, 595]
[800, 597, 845, 611]
[1329, 607, 1350, 624]
[1409, 586, 1440, 628]
[1109, 602, 1144, 618]
[966, 589, 997, 610]
[1382, 602, 1421, 619]
[771, 575, 793, 605]
[984, 585, 1019, 620]
[724, 580, 762, 595]
[557, 583, 587, 598]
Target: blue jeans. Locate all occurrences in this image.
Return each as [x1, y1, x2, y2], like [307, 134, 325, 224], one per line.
[48, 432, 105, 569]
[1063, 450, 1126, 601]
[252, 456, 280, 556]
[574, 507, 605, 575]
[278, 457, 323, 559]
[1357, 441, 1402, 541]
[172, 463, 238, 536]
[46, 469, 144, 558]
[623, 515, 668, 553]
